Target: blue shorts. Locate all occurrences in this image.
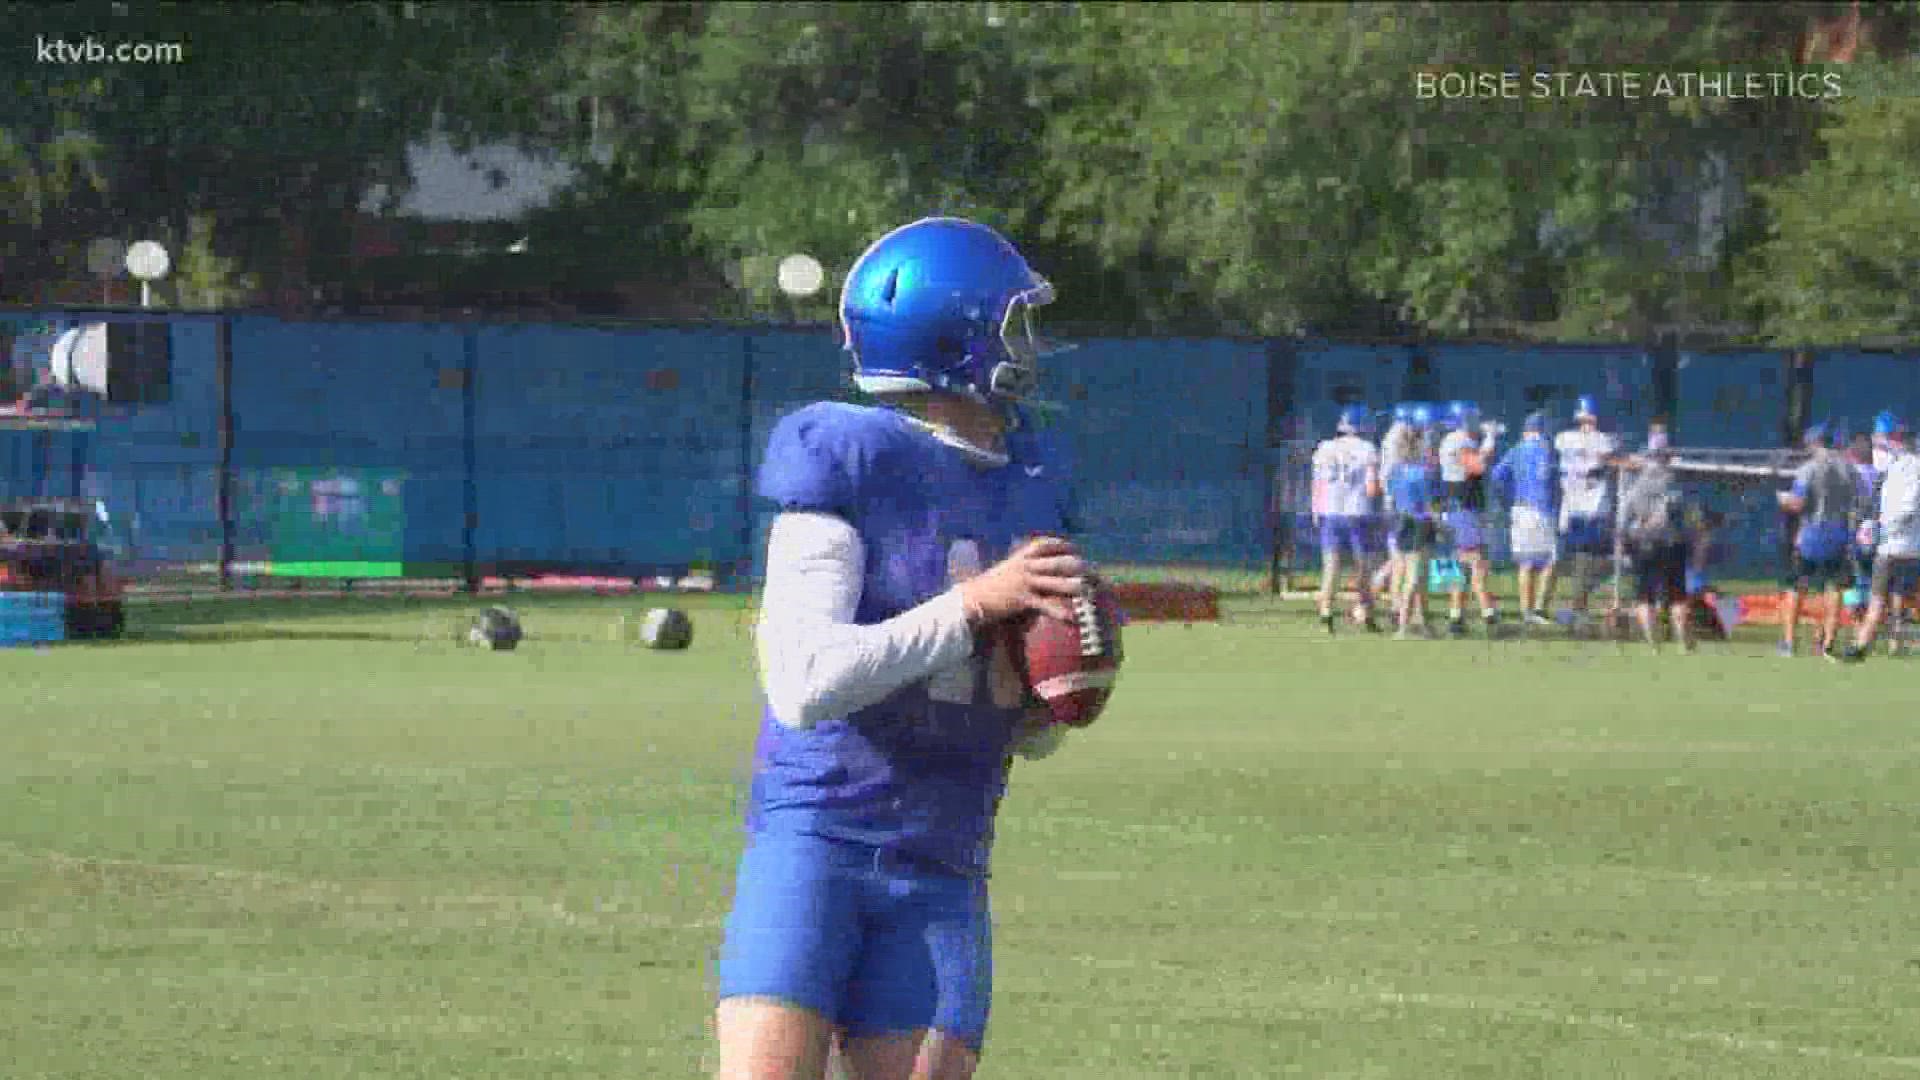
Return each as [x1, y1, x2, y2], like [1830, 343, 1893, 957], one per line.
[1443, 510, 1484, 553]
[1562, 515, 1612, 556]
[1319, 516, 1376, 559]
[716, 831, 993, 1051]
[1786, 550, 1850, 591]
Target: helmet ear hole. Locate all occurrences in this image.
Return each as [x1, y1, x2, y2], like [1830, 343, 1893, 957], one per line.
[880, 267, 901, 305]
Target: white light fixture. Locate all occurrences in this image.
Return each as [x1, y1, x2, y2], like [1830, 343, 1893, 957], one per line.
[124, 240, 171, 309]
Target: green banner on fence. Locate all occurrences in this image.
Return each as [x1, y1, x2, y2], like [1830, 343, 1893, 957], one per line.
[264, 469, 406, 577]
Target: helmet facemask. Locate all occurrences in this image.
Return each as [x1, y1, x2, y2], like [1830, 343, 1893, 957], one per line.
[986, 280, 1062, 403]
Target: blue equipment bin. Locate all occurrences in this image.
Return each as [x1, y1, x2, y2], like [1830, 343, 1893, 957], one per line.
[0, 592, 67, 645]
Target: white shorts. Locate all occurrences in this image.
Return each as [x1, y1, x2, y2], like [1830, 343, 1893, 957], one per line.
[1882, 521, 1920, 559]
[1511, 506, 1558, 567]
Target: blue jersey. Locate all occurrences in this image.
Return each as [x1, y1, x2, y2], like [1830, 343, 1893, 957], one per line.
[1388, 461, 1437, 520]
[750, 402, 1073, 876]
[1492, 436, 1556, 513]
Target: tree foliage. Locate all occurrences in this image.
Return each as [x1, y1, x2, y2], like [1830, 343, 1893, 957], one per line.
[550, 1, 1851, 337]
[2, 1, 565, 299]
[4, 1, 1918, 345]
[1748, 60, 1920, 344]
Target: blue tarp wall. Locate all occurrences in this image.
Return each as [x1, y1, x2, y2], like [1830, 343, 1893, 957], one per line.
[4, 310, 1918, 584]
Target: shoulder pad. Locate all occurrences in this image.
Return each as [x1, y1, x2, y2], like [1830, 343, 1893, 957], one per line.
[756, 402, 906, 513]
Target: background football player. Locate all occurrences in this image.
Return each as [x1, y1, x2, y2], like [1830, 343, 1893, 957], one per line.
[1775, 423, 1856, 659]
[1845, 415, 1920, 663]
[1387, 410, 1440, 638]
[1491, 411, 1558, 628]
[1311, 404, 1382, 634]
[1617, 433, 1696, 653]
[1846, 427, 1880, 618]
[718, 217, 1085, 1080]
[1553, 396, 1621, 629]
[1436, 400, 1500, 637]
[1371, 403, 1421, 606]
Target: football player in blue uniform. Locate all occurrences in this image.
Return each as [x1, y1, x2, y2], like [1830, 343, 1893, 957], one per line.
[1370, 403, 1422, 606]
[1387, 407, 1441, 638]
[715, 217, 1087, 1080]
[1491, 412, 1559, 628]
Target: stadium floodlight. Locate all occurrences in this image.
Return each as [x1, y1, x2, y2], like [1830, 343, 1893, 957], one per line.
[124, 241, 170, 309]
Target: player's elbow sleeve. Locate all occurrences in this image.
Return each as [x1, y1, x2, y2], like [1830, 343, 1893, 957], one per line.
[758, 620, 882, 729]
[759, 629, 885, 730]
[757, 629, 831, 729]
[758, 590, 974, 728]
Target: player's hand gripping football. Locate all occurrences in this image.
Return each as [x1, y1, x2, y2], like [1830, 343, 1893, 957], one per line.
[958, 535, 1085, 626]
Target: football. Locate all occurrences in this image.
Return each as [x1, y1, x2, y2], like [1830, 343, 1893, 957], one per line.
[1012, 578, 1125, 728]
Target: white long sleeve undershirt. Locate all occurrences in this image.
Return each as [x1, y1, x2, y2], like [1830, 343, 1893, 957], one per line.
[755, 511, 1068, 759]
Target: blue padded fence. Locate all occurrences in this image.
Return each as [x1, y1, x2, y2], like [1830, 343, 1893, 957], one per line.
[3, 309, 1917, 589]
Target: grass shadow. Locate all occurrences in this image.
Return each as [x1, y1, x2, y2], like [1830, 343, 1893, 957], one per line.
[119, 626, 418, 646]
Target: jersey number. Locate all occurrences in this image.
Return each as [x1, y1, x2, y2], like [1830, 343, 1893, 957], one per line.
[928, 539, 1026, 708]
[1318, 463, 1367, 488]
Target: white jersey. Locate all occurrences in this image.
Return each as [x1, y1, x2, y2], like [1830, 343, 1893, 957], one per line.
[1437, 429, 1480, 484]
[1554, 428, 1618, 519]
[1311, 435, 1379, 518]
[1877, 451, 1920, 557]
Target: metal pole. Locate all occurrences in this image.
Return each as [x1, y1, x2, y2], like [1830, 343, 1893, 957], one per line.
[737, 332, 757, 590]
[1265, 339, 1295, 594]
[461, 329, 479, 593]
[32, 430, 50, 498]
[215, 316, 235, 591]
[70, 426, 85, 498]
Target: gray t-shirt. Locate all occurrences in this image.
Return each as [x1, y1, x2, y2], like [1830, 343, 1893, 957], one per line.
[1620, 463, 1685, 547]
[1792, 451, 1858, 524]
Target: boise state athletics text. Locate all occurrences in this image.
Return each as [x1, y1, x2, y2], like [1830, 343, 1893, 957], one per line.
[1415, 70, 1845, 101]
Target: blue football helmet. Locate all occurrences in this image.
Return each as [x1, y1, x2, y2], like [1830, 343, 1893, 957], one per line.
[1409, 403, 1435, 429]
[1391, 402, 1415, 425]
[1874, 410, 1902, 437]
[1446, 400, 1480, 430]
[840, 217, 1058, 403]
[1574, 395, 1599, 421]
[1336, 404, 1371, 435]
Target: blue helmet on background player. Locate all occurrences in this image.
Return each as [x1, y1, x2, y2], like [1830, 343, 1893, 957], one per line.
[1336, 404, 1371, 435]
[1391, 402, 1415, 426]
[1409, 402, 1435, 429]
[840, 217, 1057, 404]
[1574, 395, 1599, 423]
[1446, 400, 1480, 430]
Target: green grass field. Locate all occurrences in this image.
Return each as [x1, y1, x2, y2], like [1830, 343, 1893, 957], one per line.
[5, 590, 1920, 1078]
